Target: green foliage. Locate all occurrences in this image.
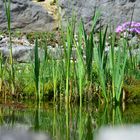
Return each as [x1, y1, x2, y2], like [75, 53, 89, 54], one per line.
[109, 34, 128, 103]
[94, 26, 108, 102]
[34, 38, 40, 102]
[2, 2, 140, 105]
[4, 0, 15, 95]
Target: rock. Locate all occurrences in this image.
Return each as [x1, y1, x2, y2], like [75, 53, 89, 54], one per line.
[0, 35, 78, 62]
[0, 32, 139, 63]
[58, 0, 140, 31]
[0, 0, 56, 32]
[0, 35, 34, 62]
[0, 126, 51, 140]
[95, 125, 140, 140]
[129, 36, 140, 47]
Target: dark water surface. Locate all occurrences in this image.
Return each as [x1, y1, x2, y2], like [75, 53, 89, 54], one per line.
[0, 101, 140, 140]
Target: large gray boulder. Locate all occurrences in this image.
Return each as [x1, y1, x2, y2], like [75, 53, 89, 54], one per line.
[58, 0, 140, 31]
[0, 0, 55, 32]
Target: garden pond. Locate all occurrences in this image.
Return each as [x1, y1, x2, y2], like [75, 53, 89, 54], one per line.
[0, 100, 140, 140]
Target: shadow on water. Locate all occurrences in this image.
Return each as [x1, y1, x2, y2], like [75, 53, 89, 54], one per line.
[0, 102, 139, 140]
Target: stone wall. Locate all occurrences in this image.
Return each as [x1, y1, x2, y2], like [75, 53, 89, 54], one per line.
[58, 0, 140, 31]
[0, 0, 55, 32]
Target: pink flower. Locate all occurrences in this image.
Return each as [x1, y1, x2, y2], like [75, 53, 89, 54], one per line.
[116, 21, 140, 34]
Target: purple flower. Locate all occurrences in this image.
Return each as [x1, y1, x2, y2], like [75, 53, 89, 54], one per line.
[116, 21, 140, 34]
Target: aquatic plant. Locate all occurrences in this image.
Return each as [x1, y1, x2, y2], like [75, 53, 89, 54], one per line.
[74, 22, 85, 108]
[4, 0, 15, 95]
[94, 26, 108, 103]
[109, 33, 128, 103]
[34, 38, 40, 102]
[2, 1, 140, 105]
[0, 53, 3, 92]
[63, 18, 75, 105]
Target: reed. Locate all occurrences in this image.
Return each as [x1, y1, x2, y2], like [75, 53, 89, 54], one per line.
[41, 41, 48, 101]
[109, 34, 128, 103]
[84, 11, 100, 81]
[4, 0, 15, 95]
[64, 19, 75, 105]
[94, 26, 108, 103]
[34, 38, 40, 102]
[74, 21, 86, 107]
[52, 59, 59, 102]
[0, 53, 3, 92]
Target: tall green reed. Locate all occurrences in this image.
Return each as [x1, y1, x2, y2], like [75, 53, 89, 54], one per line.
[52, 59, 59, 102]
[0, 53, 3, 92]
[63, 19, 75, 105]
[109, 34, 128, 103]
[94, 26, 108, 103]
[74, 21, 86, 107]
[41, 41, 48, 101]
[4, 0, 15, 95]
[73, 11, 100, 105]
[83, 11, 100, 81]
[34, 38, 40, 102]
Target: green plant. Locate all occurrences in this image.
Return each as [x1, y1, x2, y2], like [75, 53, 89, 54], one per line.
[4, 0, 15, 95]
[74, 22, 85, 107]
[94, 26, 108, 103]
[0, 53, 3, 92]
[109, 34, 128, 103]
[34, 38, 40, 102]
[62, 18, 75, 105]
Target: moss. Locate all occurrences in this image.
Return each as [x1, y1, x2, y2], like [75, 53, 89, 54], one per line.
[123, 79, 140, 102]
[22, 83, 35, 97]
[123, 104, 140, 123]
[43, 81, 54, 95]
[26, 32, 61, 46]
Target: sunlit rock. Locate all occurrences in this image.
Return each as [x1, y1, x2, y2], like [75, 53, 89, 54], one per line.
[95, 125, 140, 140]
[58, 0, 140, 31]
[0, 0, 55, 32]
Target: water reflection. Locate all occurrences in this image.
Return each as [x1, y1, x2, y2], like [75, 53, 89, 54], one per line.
[0, 102, 139, 140]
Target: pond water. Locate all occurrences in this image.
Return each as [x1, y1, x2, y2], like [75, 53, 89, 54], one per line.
[0, 101, 140, 140]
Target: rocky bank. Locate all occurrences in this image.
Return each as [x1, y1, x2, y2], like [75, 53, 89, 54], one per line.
[0, 0, 57, 32]
[58, 0, 140, 31]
